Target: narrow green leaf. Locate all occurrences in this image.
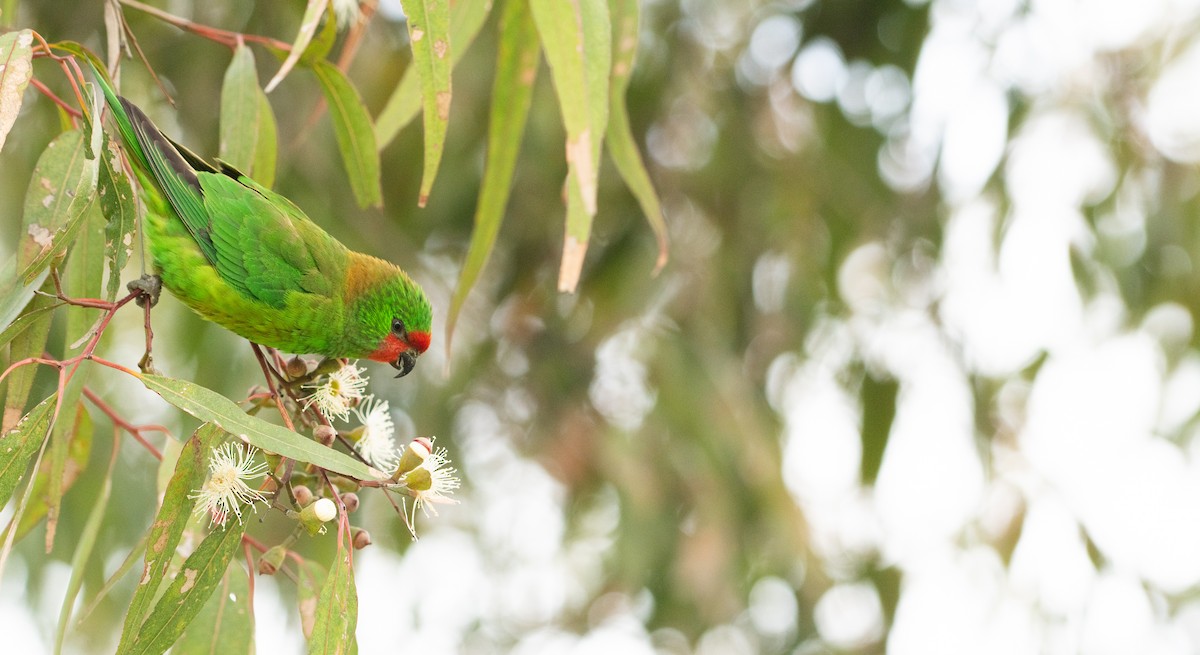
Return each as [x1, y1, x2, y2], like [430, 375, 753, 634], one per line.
[527, 0, 612, 291]
[1, 278, 54, 434]
[265, 0, 331, 93]
[297, 558, 325, 639]
[375, 0, 492, 150]
[0, 302, 58, 359]
[860, 372, 898, 486]
[445, 0, 539, 354]
[139, 374, 385, 481]
[55, 407, 110, 655]
[221, 44, 278, 188]
[397, 0, 452, 205]
[0, 404, 91, 545]
[308, 546, 357, 655]
[46, 199, 106, 552]
[174, 563, 254, 655]
[0, 393, 58, 509]
[18, 129, 101, 285]
[0, 254, 51, 330]
[118, 424, 225, 652]
[0, 29, 34, 155]
[122, 518, 249, 655]
[301, 4, 339, 64]
[98, 138, 138, 302]
[606, 0, 667, 273]
[75, 529, 149, 629]
[310, 61, 383, 208]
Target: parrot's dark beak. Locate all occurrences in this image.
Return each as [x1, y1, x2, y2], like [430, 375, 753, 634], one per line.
[392, 350, 418, 378]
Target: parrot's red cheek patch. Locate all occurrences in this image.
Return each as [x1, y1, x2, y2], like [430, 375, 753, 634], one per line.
[408, 331, 431, 354]
[368, 334, 404, 363]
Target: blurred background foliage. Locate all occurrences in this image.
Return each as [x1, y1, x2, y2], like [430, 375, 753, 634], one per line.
[7, 0, 1200, 652]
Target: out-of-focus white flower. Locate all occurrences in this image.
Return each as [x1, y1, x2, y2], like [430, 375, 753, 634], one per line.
[303, 362, 368, 421]
[190, 443, 269, 527]
[352, 396, 399, 472]
[333, 0, 361, 30]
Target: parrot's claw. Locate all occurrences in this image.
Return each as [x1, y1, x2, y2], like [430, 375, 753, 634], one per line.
[128, 274, 163, 308]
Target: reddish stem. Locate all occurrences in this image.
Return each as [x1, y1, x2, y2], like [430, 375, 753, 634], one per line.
[82, 387, 165, 460]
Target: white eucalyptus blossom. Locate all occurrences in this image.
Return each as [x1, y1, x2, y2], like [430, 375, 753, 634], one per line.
[303, 362, 368, 421]
[189, 443, 269, 527]
[352, 395, 400, 472]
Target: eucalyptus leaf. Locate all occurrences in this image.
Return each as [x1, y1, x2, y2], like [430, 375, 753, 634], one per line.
[396, 0, 452, 205]
[0, 29, 33, 155]
[121, 519, 249, 655]
[0, 393, 58, 509]
[138, 374, 384, 481]
[309, 61, 383, 209]
[221, 44, 278, 188]
[446, 0, 539, 353]
[117, 423, 225, 652]
[375, 0, 491, 150]
[308, 546, 357, 655]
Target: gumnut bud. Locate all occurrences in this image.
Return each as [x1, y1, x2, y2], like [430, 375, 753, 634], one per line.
[391, 437, 433, 481]
[286, 356, 309, 379]
[314, 425, 337, 447]
[341, 492, 360, 513]
[352, 527, 372, 550]
[299, 497, 338, 535]
[293, 485, 314, 506]
[258, 545, 287, 575]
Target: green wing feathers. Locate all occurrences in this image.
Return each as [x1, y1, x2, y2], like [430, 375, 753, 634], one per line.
[90, 62, 342, 310]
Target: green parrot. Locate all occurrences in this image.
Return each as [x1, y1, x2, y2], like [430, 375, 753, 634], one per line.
[91, 66, 432, 377]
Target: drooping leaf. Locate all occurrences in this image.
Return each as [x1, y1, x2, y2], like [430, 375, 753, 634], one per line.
[121, 519, 250, 655]
[18, 129, 101, 285]
[0, 300, 58, 356]
[54, 407, 110, 655]
[860, 371, 898, 486]
[605, 0, 667, 273]
[297, 558, 326, 640]
[117, 423, 225, 652]
[0, 393, 58, 509]
[265, 0, 331, 93]
[375, 0, 492, 150]
[0, 404, 91, 545]
[221, 43, 278, 188]
[174, 562, 254, 655]
[309, 60, 383, 208]
[445, 0, 539, 354]
[527, 0, 612, 291]
[0, 29, 34, 156]
[396, 0, 452, 205]
[45, 199, 106, 552]
[0, 254, 51, 331]
[75, 529, 149, 628]
[308, 545, 357, 655]
[138, 374, 385, 481]
[98, 138, 138, 302]
[1, 278, 54, 434]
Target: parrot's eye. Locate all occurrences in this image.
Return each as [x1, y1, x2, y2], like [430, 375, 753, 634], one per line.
[391, 318, 406, 336]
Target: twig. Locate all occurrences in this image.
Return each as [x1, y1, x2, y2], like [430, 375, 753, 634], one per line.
[119, 0, 293, 52]
[82, 387, 166, 460]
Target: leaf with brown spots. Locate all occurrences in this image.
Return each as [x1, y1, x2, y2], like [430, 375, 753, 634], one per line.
[400, 0, 452, 206]
[527, 0, 612, 291]
[308, 544, 358, 654]
[121, 517, 249, 655]
[117, 423, 225, 652]
[174, 562, 254, 655]
[375, 0, 491, 149]
[0, 29, 33, 156]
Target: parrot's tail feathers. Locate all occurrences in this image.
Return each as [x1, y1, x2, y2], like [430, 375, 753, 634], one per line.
[118, 97, 203, 195]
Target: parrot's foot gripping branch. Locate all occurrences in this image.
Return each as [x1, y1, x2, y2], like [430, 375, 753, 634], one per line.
[127, 274, 162, 308]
